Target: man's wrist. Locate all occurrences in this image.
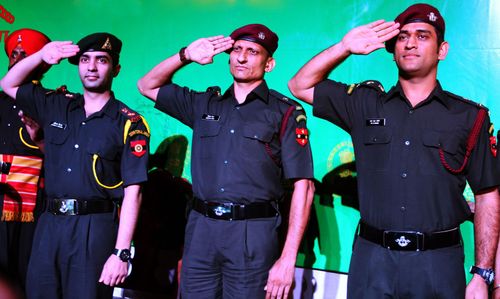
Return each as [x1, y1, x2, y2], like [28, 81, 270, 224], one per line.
[113, 248, 133, 262]
[179, 46, 191, 64]
[470, 266, 495, 285]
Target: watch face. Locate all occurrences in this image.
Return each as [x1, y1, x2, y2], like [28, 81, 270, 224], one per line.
[119, 249, 132, 262]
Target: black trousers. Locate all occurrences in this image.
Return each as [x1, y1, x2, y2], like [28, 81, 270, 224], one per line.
[180, 210, 281, 299]
[0, 220, 36, 289]
[26, 212, 117, 299]
[347, 237, 466, 299]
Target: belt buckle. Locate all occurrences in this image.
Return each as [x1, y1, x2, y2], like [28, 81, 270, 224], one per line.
[383, 230, 424, 251]
[55, 199, 78, 216]
[207, 202, 233, 220]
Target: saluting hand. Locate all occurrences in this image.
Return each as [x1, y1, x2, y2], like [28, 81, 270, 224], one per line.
[185, 35, 234, 65]
[340, 20, 400, 55]
[40, 41, 80, 65]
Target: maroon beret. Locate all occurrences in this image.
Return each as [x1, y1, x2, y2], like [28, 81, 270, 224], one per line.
[229, 24, 278, 56]
[385, 3, 445, 53]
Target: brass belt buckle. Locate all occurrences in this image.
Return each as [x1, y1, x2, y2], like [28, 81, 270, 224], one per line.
[57, 199, 78, 215]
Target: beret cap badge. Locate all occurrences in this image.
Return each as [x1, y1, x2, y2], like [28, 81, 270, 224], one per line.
[101, 37, 112, 50]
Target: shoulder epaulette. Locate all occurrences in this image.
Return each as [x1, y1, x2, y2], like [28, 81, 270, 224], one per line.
[269, 89, 296, 106]
[269, 90, 308, 126]
[347, 80, 385, 95]
[120, 107, 142, 123]
[44, 85, 76, 99]
[206, 86, 222, 96]
[121, 107, 151, 143]
[444, 91, 488, 111]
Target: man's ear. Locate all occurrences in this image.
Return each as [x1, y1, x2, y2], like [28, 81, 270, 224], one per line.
[265, 57, 275, 73]
[438, 41, 449, 61]
[113, 64, 121, 77]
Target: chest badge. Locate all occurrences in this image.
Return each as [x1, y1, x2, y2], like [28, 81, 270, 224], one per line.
[131, 140, 146, 157]
[366, 118, 386, 126]
[202, 114, 220, 121]
[50, 121, 67, 129]
[295, 128, 309, 147]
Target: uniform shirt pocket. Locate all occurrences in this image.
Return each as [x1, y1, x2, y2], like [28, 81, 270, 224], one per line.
[197, 121, 222, 158]
[361, 127, 392, 171]
[241, 123, 276, 162]
[420, 131, 463, 175]
[86, 140, 122, 186]
[47, 126, 70, 145]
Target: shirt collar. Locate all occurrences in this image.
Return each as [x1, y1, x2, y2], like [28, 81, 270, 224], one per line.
[384, 80, 451, 109]
[220, 80, 270, 104]
[69, 92, 119, 119]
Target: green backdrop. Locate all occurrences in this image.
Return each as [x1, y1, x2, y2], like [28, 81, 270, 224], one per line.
[1, 0, 499, 280]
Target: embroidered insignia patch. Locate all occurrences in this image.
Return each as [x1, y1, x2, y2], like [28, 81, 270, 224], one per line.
[490, 135, 497, 157]
[131, 140, 146, 157]
[128, 130, 150, 138]
[295, 128, 309, 146]
[121, 108, 136, 117]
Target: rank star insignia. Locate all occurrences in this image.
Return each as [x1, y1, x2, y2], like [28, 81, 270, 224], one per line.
[295, 128, 309, 146]
[131, 140, 146, 157]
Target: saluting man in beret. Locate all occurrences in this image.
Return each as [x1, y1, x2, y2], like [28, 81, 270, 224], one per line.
[138, 24, 314, 299]
[1, 32, 150, 298]
[0, 28, 50, 294]
[289, 3, 499, 299]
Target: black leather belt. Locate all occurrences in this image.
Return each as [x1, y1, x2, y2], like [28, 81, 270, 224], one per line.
[0, 161, 11, 174]
[359, 221, 461, 251]
[192, 197, 278, 221]
[47, 198, 115, 216]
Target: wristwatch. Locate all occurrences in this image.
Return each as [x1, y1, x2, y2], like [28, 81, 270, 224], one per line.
[113, 248, 132, 262]
[469, 266, 495, 285]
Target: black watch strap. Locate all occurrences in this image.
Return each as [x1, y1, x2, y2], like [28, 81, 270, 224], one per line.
[113, 248, 132, 262]
[470, 266, 495, 285]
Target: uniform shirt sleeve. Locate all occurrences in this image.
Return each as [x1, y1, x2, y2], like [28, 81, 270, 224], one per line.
[155, 83, 198, 128]
[466, 112, 500, 192]
[16, 82, 51, 125]
[313, 80, 378, 133]
[121, 116, 150, 186]
[281, 106, 314, 180]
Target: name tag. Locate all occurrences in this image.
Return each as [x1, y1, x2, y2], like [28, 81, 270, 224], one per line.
[50, 121, 67, 129]
[366, 118, 386, 126]
[202, 114, 220, 121]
